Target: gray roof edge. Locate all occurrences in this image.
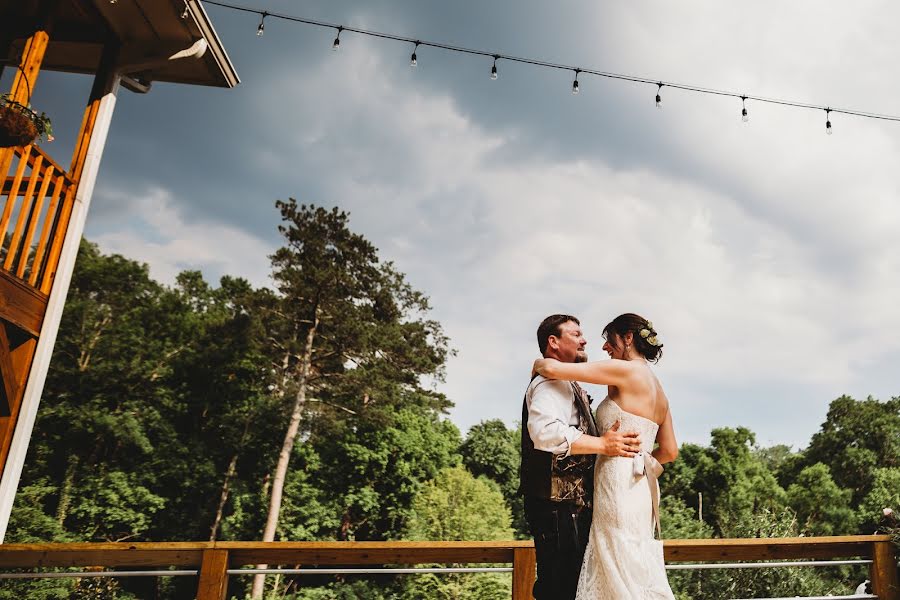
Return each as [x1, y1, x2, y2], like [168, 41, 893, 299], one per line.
[192, 0, 241, 88]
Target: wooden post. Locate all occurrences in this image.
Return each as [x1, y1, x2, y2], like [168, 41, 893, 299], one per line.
[512, 546, 536, 600]
[196, 549, 229, 600]
[0, 30, 50, 193]
[0, 41, 121, 542]
[871, 540, 899, 600]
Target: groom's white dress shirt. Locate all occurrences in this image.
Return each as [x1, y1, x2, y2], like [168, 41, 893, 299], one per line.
[526, 375, 584, 458]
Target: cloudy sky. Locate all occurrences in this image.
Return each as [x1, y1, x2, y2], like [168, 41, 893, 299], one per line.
[16, 0, 900, 448]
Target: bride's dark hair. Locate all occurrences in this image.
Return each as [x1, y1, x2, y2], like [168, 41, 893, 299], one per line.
[603, 313, 663, 363]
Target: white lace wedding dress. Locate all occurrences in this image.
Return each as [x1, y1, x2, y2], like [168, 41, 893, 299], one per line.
[574, 398, 675, 599]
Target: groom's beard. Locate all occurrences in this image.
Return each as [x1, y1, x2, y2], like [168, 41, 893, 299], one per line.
[575, 351, 588, 363]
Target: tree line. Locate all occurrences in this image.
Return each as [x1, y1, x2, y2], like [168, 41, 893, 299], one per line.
[4, 201, 898, 599]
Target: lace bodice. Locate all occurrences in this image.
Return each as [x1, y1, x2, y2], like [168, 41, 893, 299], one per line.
[594, 397, 660, 454]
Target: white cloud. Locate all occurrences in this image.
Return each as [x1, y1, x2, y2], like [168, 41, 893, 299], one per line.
[86, 185, 272, 288]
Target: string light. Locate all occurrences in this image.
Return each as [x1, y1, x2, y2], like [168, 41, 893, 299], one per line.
[410, 42, 419, 67]
[741, 96, 749, 123]
[256, 12, 266, 36]
[572, 69, 580, 95]
[203, 0, 900, 133]
[826, 108, 833, 135]
[333, 27, 342, 51]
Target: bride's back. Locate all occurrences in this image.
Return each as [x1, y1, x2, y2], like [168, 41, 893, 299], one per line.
[608, 361, 670, 425]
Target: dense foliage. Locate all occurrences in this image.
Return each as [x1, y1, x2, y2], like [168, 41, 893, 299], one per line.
[4, 203, 898, 599]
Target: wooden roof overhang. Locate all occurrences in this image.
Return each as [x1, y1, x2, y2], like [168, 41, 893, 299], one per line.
[0, 0, 239, 89]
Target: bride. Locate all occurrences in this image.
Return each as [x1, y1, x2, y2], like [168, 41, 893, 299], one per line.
[533, 313, 678, 599]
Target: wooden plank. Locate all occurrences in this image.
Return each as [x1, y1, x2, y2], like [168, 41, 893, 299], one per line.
[29, 173, 65, 286]
[663, 536, 879, 562]
[0, 147, 31, 238]
[512, 546, 536, 600]
[69, 97, 99, 184]
[0, 536, 891, 569]
[0, 269, 47, 336]
[0, 335, 35, 483]
[16, 164, 54, 278]
[225, 545, 516, 566]
[0, 324, 17, 417]
[196, 549, 229, 600]
[0, 542, 212, 568]
[39, 185, 74, 294]
[871, 540, 900, 600]
[68, 41, 119, 184]
[3, 155, 42, 272]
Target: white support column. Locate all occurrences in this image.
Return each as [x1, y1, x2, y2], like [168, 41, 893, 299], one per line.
[0, 75, 121, 542]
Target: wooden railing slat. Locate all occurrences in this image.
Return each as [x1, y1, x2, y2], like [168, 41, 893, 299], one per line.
[16, 164, 54, 278]
[39, 184, 74, 294]
[28, 173, 63, 286]
[3, 155, 43, 272]
[0, 147, 31, 238]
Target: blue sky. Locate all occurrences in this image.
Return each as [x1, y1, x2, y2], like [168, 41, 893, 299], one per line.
[14, 0, 900, 448]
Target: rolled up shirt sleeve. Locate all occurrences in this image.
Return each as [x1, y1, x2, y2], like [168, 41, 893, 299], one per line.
[527, 379, 584, 457]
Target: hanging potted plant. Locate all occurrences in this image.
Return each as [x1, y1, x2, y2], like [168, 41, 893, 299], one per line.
[0, 67, 53, 148]
[0, 93, 53, 148]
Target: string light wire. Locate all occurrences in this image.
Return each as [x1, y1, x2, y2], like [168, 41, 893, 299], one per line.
[202, 0, 900, 126]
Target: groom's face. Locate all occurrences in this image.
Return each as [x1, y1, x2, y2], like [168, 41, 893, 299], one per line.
[552, 320, 588, 363]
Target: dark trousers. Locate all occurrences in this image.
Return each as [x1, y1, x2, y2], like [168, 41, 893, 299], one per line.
[524, 496, 592, 600]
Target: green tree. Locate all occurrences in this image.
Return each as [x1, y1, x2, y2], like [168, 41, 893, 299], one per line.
[250, 201, 452, 598]
[693, 427, 787, 535]
[805, 395, 900, 504]
[856, 467, 900, 532]
[405, 465, 513, 542]
[401, 466, 513, 600]
[460, 420, 525, 536]
[786, 463, 856, 535]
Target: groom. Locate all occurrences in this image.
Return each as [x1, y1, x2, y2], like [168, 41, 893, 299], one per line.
[520, 314, 641, 599]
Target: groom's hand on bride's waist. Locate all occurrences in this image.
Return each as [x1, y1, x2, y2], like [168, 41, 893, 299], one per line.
[569, 420, 641, 458]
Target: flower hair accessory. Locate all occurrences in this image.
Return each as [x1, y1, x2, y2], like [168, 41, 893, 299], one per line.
[639, 321, 661, 346]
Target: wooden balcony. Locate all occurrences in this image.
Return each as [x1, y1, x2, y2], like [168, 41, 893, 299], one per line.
[1, 144, 75, 298]
[0, 535, 896, 600]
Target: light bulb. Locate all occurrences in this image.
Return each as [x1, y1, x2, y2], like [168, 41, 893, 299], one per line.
[181, 2, 189, 18]
[491, 62, 498, 80]
[826, 120, 833, 135]
[742, 108, 749, 123]
[333, 28, 342, 51]
[410, 52, 417, 67]
[256, 13, 266, 37]
[572, 79, 579, 94]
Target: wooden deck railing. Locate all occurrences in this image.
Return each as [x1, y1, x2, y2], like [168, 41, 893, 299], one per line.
[1, 144, 76, 295]
[0, 535, 896, 599]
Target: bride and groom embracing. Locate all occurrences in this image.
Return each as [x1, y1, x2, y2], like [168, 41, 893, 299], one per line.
[521, 313, 679, 599]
